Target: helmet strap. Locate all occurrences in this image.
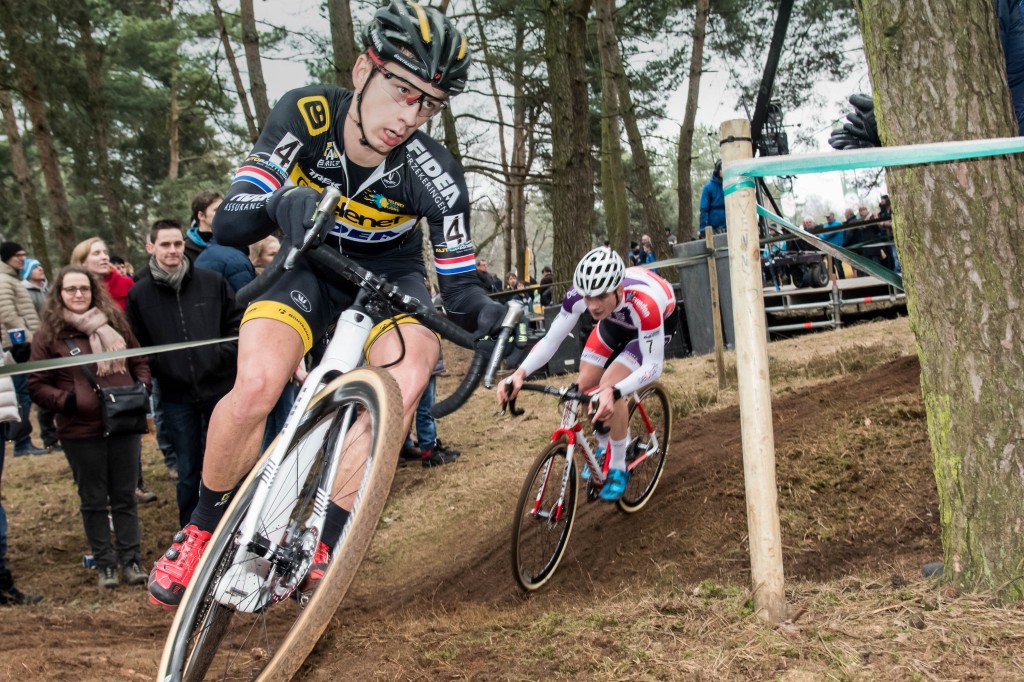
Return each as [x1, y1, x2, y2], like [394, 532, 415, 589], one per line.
[353, 68, 391, 157]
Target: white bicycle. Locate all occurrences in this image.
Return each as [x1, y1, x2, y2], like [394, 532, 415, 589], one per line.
[157, 188, 520, 681]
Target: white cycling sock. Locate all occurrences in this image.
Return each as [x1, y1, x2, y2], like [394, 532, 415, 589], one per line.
[609, 435, 629, 472]
[595, 430, 610, 455]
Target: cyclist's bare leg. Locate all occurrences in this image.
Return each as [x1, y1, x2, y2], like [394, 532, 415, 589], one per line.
[329, 323, 440, 508]
[202, 318, 306, 491]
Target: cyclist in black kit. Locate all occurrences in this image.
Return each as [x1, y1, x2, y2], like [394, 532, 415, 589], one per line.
[149, 0, 504, 608]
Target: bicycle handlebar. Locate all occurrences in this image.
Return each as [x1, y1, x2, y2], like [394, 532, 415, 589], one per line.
[235, 188, 511, 420]
[504, 382, 596, 417]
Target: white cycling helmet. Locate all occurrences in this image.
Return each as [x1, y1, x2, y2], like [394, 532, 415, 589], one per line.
[573, 247, 625, 296]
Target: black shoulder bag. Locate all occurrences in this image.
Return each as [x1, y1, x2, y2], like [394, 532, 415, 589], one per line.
[67, 339, 149, 437]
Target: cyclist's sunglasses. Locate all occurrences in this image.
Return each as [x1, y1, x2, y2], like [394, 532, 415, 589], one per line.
[368, 52, 448, 119]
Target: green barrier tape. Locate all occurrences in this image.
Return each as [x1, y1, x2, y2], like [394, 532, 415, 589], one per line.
[723, 136, 1024, 179]
[723, 178, 756, 196]
[757, 206, 904, 290]
[0, 336, 237, 378]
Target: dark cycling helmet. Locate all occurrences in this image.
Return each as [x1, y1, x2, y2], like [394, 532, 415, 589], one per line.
[574, 247, 625, 297]
[362, 0, 471, 95]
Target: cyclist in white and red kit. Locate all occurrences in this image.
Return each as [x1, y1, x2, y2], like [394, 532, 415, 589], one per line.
[497, 247, 676, 501]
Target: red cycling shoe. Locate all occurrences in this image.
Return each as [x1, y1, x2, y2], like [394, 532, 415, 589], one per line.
[148, 524, 212, 610]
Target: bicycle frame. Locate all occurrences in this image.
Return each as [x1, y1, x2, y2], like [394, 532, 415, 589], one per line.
[525, 385, 663, 523]
[212, 305, 374, 612]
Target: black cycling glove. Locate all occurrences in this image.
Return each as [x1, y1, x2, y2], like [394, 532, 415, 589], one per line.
[266, 186, 320, 246]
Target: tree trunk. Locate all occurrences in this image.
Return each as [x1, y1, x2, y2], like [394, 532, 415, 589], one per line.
[211, 0, 258, 142]
[327, 0, 359, 89]
[858, 0, 1024, 600]
[73, 3, 130, 255]
[0, 2, 76, 260]
[543, 0, 594, 299]
[678, 0, 710, 242]
[168, 62, 180, 179]
[600, 0, 667, 260]
[0, 90, 50, 271]
[595, 0, 629, 256]
[240, 0, 270, 130]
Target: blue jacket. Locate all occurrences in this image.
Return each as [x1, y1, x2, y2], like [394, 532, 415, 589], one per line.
[699, 174, 726, 231]
[822, 219, 845, 247]
[194, 238, 256, 294]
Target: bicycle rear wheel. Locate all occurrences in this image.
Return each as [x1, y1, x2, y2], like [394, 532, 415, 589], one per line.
[618, 383, 671, 514]
[157, 367, 404, 681]
[511, 439, 578, 591]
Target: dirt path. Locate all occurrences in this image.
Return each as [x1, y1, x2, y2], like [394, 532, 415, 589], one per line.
[0, 353, 936, 680]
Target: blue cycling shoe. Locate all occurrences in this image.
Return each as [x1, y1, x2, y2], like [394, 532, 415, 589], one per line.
[599, 468, 630, 501]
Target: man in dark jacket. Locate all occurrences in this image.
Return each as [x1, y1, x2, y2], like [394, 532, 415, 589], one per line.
[699, 160, 726, 238]
[127, 220, 243, 526]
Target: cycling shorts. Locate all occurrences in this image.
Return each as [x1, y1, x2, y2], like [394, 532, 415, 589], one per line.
[580, 319, 667, 373]
[241, 237, 431, 355]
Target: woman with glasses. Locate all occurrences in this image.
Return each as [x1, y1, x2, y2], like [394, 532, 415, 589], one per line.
[28, 266, 151, 591]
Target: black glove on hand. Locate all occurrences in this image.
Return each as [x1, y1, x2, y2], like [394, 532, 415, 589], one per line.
[265, 186, 320, 246]
[63, 391, 77, 415]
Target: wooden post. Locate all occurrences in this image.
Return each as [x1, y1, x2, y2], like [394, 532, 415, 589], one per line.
[705, 222, 727, 390]
[720, 119, 787, 624]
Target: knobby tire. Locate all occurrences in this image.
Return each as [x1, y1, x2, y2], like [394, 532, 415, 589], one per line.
[511, 439, 578, 592]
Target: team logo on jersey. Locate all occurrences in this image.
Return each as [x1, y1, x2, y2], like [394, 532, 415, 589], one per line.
[382, 170, 401, 188]
[290, 290, 312, 313]
[317, 142, 343, 169]
[297, 95, 330, 136]
[406, 138, 461, 210]
[362, 191, 404, 212]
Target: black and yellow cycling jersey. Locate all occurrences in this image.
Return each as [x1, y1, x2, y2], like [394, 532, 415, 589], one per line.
[214, 84, 491, 341]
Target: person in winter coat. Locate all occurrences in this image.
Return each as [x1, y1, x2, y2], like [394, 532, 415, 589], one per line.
[184, 190, 224, 264]
[0, 242, 45, 456]
[70, 238, 134, 310]
[21, 258, 59, 450]
[28, 265, 152, 591]
[0, 349, 43, 606]
[698, 160, 726, 238]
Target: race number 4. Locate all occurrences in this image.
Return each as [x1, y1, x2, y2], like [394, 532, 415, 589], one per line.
[443, 213, 467, 248]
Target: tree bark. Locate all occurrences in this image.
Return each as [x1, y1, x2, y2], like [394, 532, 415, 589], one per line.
[472, 0, 531, 280]
[543, 0, 594, 298]
[858, 0, 1024, 599]
[327, 0, 359, 89]
[240, 0, 270, 130]
[595, 0, 629, 256]
[73, 2, 130, 255]
[600, 0, 667, 260]
[678, 0, 710, 241]
[0, 2, 76, 260]
[0, 90, 50, 271]
[211, 0, 258, 142]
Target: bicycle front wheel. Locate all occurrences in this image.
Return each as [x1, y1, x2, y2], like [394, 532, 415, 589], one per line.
[618, 383, 671, 514]
[157, 367, 404, 682]
[511, 439, 578, 591]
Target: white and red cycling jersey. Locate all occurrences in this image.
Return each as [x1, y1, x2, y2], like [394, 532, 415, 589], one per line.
[517, 267, 676, 396]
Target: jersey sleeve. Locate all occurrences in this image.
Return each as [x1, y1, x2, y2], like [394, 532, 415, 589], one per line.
[516, 289, 585, 378]
[403, 134, 493, 331]
[213, 86, 327, 247]
[613, 290, 667, 396]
